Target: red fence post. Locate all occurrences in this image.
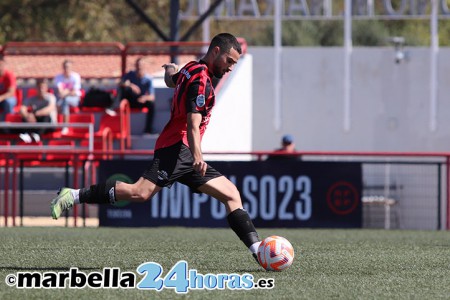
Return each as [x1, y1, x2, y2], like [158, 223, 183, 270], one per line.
[73, 155, 79, 228]
[4, 156, 9, 227]
[12, 157, 17, 226]
[447, 156, 450, 230]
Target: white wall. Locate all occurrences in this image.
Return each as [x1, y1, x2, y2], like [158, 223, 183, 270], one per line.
[202, 54, 253, 160]
[249, 47, 450, 153]
[248, 47, 448, 230]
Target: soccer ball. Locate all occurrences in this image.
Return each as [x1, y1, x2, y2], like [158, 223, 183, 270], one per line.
[257, 236, 294, 271]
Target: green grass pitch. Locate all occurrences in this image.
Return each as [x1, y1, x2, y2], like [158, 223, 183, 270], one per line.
[1, 227, 450, 299]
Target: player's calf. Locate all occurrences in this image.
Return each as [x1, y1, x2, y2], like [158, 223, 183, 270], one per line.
[227, 208, 261, 261]
[50, 181, 117, 220]
[79, 180, 117, 204]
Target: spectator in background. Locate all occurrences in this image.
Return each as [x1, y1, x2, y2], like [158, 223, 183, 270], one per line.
[54, 59, 81, 126]
[18, 78, 57, 143]
[267, 134, 298, 160]
[0, 55, 17, 121]
[117, 56, 156, 135]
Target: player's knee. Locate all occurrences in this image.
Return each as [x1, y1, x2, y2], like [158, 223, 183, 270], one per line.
[226, 185, 242, 204]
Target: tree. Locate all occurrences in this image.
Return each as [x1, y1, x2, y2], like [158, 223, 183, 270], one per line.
[0, 0, 447, 47]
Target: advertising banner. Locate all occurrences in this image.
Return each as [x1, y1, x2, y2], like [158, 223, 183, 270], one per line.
[98, 160, 362, 228]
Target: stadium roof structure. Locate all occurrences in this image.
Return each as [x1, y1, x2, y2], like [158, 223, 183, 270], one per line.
[0, 39, 247, 80]
[1, 42, 197, 80]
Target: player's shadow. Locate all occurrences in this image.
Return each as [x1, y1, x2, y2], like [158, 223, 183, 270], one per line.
[0, 266, 99, 271]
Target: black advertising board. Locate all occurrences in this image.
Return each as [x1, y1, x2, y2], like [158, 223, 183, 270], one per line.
[98, 160, 362, 228]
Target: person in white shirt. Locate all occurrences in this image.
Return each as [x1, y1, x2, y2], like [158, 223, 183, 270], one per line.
[54, 59, 81, 123]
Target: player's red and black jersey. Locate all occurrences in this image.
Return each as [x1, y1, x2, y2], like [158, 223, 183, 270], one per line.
[155, 60, 215, 150]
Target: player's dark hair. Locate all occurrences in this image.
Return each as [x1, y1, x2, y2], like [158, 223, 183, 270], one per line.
[0, 54, 5, 61]
[208, 33, 242, 55]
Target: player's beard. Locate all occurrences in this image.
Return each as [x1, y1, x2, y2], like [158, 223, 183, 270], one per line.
[212, 66, 224, 78]
[212, 57, 225, 78]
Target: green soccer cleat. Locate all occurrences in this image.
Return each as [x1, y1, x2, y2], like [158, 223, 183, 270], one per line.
[50, 188, 75, 219]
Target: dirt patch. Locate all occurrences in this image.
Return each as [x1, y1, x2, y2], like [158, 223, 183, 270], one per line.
[0, 217, 99, 227]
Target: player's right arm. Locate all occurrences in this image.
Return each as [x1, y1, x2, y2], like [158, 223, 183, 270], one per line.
[162, 63, 179, 88]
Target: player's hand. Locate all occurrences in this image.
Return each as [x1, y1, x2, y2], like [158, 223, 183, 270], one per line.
[193, 160, 207, 177]
[162, 63, 178, 72]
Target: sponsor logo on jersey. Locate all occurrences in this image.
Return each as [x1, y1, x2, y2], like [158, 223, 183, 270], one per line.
[181, 69, 191, 79]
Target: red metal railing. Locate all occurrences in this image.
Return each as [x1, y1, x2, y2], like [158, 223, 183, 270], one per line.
[1, 149, 449, 229]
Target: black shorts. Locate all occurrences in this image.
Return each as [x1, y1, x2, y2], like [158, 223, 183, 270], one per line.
[142, 141, 222, 191]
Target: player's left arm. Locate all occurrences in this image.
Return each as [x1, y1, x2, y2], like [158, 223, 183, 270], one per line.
[187, 112, 207, 176]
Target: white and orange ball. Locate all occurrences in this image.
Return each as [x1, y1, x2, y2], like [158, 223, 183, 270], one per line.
[257, 236, 294, 271]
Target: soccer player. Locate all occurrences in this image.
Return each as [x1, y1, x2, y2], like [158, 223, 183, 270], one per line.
[50, 33, 262, 264]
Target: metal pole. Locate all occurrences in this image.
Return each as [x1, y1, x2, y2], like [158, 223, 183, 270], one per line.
[180, 0, 223, 42]
[82, 161, 86, 227]
[65, 162, 69, 227]
[88, 124, 94, 153]
[438, 163, 441, 230]
[367, 0, 374, 16]
[384, 163, 391, 230]
[273, 0, 282, 131]
[73, 161, 79, 227]
[447, 156, 450, 230]
[201, 0, 211, 53]
[343, 0, 352, 132]
[125, 0, 169, 41]
[0, 160, 3, 226]
[12, 156, 16, 226]
[19, 160, 24, 227]
[430, 0, 439, 132]
[170, 0, 180, 64]
[4, 157, 9, 226]
[323, 0, 332, 17]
